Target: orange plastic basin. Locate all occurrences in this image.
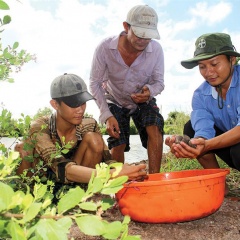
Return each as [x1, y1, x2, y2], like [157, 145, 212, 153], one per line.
[116, 169, 230, 223]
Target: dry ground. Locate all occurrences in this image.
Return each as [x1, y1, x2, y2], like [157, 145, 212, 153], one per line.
[69, 189, 240, 240]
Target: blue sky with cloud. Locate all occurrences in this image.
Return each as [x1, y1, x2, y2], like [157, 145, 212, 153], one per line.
[0, 0, 240, 121]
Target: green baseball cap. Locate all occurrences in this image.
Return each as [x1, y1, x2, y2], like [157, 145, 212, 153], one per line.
[50, 73, 94, 108]
[181, 33, 240, 69]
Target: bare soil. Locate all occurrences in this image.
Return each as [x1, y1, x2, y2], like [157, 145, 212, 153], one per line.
[69, 189, 240, 240]
[69, 156, 240, 240]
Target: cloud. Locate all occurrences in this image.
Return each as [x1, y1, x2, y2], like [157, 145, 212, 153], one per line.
[189, 1, 232, 25]
[0, 0, 239, 122]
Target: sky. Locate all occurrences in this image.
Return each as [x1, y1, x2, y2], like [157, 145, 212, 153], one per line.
[0, 0, 240, 122]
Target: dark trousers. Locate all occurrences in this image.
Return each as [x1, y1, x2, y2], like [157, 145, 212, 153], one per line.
[184, 120, 240, 171]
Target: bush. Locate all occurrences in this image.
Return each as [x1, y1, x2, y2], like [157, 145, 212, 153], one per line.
[164, 111, 190, 135]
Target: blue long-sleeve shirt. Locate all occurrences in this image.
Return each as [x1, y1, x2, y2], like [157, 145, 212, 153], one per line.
[191, 65, 240, 139]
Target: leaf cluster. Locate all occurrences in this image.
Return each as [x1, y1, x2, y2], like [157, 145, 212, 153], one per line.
[0, 151, 140, 239]
[0, 107, 32, 138]
[0, 0, 36, 82]
[99, 119, 138, 135]
[164, 111, 190, 135]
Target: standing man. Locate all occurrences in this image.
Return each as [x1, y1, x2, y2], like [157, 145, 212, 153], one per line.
[90, 5, 165, 174]
[15, 73, 147, 184]
[165, 33, 240, 187]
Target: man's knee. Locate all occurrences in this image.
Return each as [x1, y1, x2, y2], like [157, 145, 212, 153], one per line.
[82, 132, 104, 151]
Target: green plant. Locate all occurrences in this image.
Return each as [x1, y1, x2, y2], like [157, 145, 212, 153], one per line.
[0, 113, 141, 239]
[99, 119, 138, 135]
[0, 107, 32, 140]
[0, 0, 36, 83]
[0, 1, 140, 238]
[0, 149, 140, 239]
[161, 152, 201, 173]
[164, 111, 190, 135]
[33, 107, 53, 120]
[129, 119, 138, 135]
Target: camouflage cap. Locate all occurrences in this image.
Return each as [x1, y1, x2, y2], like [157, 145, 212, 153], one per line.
[181, 33, 240, 69]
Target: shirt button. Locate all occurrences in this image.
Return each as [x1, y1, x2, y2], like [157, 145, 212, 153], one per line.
[227, 105, 231, 108]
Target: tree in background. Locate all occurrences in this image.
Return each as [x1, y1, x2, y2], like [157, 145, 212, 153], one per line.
[164, 111, 190, 135]
[0, 1, 36, 82]
[33, 107, 53, 120]
[99, 119, 138, 135]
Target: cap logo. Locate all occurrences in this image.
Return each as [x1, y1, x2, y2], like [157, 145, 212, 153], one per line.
[76, 82, 82, 91]
[198, 38, 206, 48]
[139, 15, 156, 26]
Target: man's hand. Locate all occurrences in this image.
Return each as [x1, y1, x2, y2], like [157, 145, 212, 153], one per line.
[106, 116, 121, 138]
[118, 163, 147, 181]
[131, 86, 150, 104]
[165, 135, 206, 159]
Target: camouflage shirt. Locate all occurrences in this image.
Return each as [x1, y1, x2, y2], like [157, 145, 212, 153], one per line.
[27, 113, 111, 183]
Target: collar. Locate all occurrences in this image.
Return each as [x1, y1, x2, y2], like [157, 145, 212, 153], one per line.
[211, 65, 238, 99]
[109, 31, 153, 52]
[49, 113, 82, 141]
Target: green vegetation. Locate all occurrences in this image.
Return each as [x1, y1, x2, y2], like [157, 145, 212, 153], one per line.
[100, 110, 191, 136]
[1, 1, 240, 239]
[0, 147, 137, 239]
[100, 119, 139, 135]
[0, 1, 140, 239]
[164, 111, 190, 135]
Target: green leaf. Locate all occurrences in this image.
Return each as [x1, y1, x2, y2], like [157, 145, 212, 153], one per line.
[101, 197, 115, 211]
[57, 186, 84, 214]
[0, 220, 7, 234]
[105, 176, 128, 188]
[13, 42, 19, 49]
[0, 182, 14, 211]
[8, 191, 25, 210]
[3, 15, 11, 24]
[109, 162, 123, 177]
[0, 1, 9, 10]
[34, 218, 71, 240]
[57, 217, 72, 231]
[22, 193, 34, 210]
[33, 184, 47, 201]
[76, 215, 106, 236]
[6, 221, 26, 240]
[3, 48, 13, 59]
[23, 202, 42, 223]
[79, 202, 97, 211]
[91, 177, 104, 193]
[42, 195, 52, 209]
[101, 185, 124, 195]
[7, 78, 14, 83]
[102, 221, 122, 239]
[61, 149, 69, 154]
[122, 215, 131, 225]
